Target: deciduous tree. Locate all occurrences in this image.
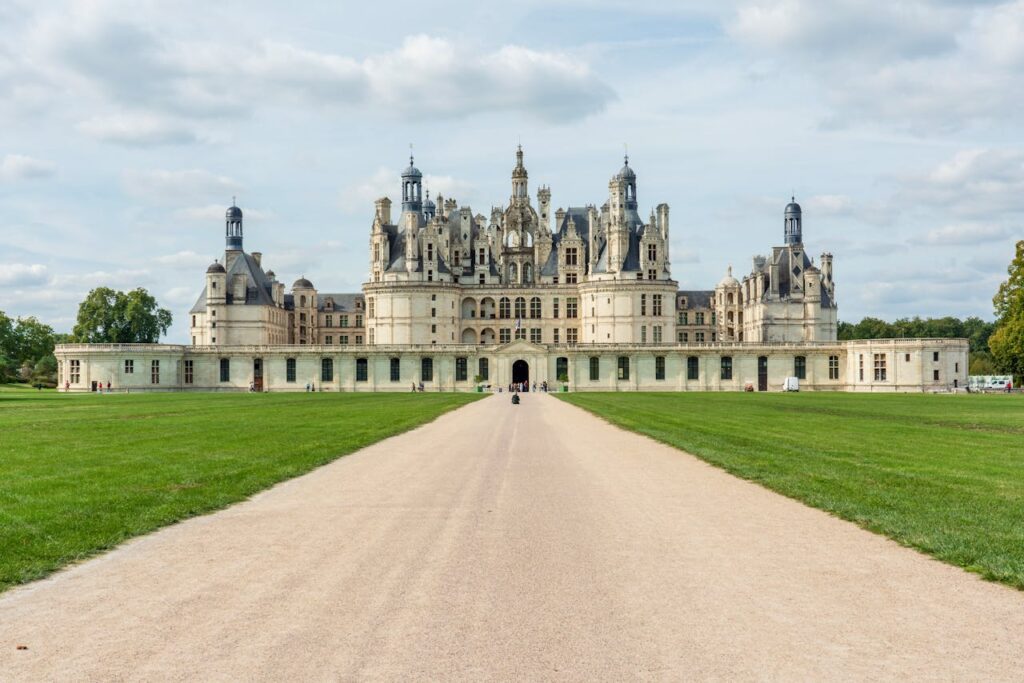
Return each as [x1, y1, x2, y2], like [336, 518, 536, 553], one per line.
[72, 287, 172, 343]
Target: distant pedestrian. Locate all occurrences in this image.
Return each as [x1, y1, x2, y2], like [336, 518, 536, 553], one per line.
[305, 382, 310, 392]
[411, 382, 416, 392]
[64, 380, 69, 391]
[107, 381, 111, 392]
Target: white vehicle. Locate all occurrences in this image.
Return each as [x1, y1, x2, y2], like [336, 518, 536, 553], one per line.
[783, 377, 800, 392]
[988, 378, 1011, 390]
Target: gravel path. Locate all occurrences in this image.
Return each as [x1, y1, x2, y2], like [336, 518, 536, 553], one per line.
[2, 393, 1024, 681]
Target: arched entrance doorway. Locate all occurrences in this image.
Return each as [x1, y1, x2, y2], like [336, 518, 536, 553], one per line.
[512, 359, 529, 389]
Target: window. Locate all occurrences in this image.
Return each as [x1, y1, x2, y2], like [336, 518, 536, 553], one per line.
[184, 359, 193, 384]
[653, 326, 662, 343]
[500, 329, 511, 343]
[653, 294, 662, 316]
[566, 298, 578, 318]
[431, 307, 436, 317]
[905, 353, 911, 362]
[479, 273, 485, 284]
[695, 332, 705, 343]
[553, 329, 560, 344]
[478, 248, 486, 265]
[69, 359, 80, 384]
[124, 359, 134, 374]
[617, 356, 630, 380]
[192, 315, 196, 327]
[873, 353, 887, 381]
[828, 355, 839, 380]
[641, 294, 647, 316]
[220, 358, 230, 382]
[679, 312, 688, 325]
[933, 351, 939, 362]
[553, 298, 560, 318]
[567, 328, 578, 344]
[695, 312, 705, 325]
[355, 358, 368, 382]
[556, 357, 569, 381]
[687, 356, 699, 380]
[326, 335, 333, 345]
[340, 335, 349, 345]
[648, 244, 657, 262]
[648, 269, 657, 280]
[355, 314, 363, 328]
[286, 358, 296, 382]
[566, 273, 578, 284]
[565, 247, 578, 265]
[933, 369, 940, 381]
[678, 331, 688, 343]
[589, 356, 600, 381]
[641, 326, 647, 343]
[794, 356, 806, 380]
[355, 335, 363, 344]
[455, 357, 468, 381]
[421, 357, 433, 382]
[453, 251, 460, 267]
[325, 314, 333, 328]
[721, 356, 733, 380]
[427, 243, 434, 261]
[530, 297, 541, 319]
[479, 358, 489, 381]
[431, 324, 437, 333]
[514, 327, 526, 340]
[859, 354, 864, 381]
[499, 297, 511, 318]
[151, 360, 160, 385]
[530, 328, 542, 343]
[655, 356, 666, 380]
[340, 315, 349, 328]
[321, 358, 333, 382]
[390, 357, 401, 382]
[553, 276, 558, 284]
[368, 299, 375, 318]
[514, 297, 526, 319]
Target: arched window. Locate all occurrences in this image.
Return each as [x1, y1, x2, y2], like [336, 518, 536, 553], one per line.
[794, 355, 806, 380]
[300, 295, 307, 307]
[478, 357, 489, 381]
[727, 311, 734, 323]
[721, 356, 733, 380]
[499, 297, 511, 319]
[524, 262, 533, 283]
[529, 297, 541, 319]
[589, 356, 599, 381]
[509, 263, 518, 283]
[727, 293, 734, 305]
[514, 297, 526, 319]
[421, 357, 434, 382]
[556, 357, 569, 381]
[321, 358, 333, 382]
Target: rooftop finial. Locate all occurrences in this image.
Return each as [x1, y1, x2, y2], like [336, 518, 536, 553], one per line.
[232, 195, 236, 207]
[624, 142, 629, 166]
[409, 142, 414, 167]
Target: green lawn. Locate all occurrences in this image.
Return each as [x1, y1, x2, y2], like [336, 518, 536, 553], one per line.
[0, 389, 479, 592]
[561, 392, 1024, 590]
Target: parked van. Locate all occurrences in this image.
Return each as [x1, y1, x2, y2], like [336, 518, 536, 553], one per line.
[783, 377, 800, 392]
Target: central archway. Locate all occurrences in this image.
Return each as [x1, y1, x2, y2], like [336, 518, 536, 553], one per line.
[512, 359, 529, 387]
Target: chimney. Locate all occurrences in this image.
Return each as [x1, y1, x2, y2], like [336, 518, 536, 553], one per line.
[252, 252, 262, 267]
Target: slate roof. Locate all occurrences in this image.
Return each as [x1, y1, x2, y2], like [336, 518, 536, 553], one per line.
[677, 290, 714, 309]
[190, 252, 276, 314]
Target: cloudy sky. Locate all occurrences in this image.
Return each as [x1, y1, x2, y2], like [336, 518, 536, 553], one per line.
[1, 0, 1022, 342]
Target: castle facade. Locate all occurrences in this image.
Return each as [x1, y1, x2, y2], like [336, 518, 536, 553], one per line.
[55, 149, 966, 393]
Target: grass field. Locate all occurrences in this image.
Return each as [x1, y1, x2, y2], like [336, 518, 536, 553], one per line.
[0, 386, 479, 592]
[561, 392, 1024, 590]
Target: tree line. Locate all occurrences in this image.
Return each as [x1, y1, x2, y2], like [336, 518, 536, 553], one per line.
[837, 316, 999, 374]
[0, 287, 171, 386]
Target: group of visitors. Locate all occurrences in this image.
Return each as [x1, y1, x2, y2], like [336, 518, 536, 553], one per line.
[508, 381, 548, 393]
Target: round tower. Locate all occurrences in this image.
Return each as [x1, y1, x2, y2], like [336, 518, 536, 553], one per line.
[225, 202, 243, 251]
[784, 197, 802, 245]
[401, 155, 422, 214]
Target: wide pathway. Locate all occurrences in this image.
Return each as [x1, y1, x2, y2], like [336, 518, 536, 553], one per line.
[3, 393, 1024, 681]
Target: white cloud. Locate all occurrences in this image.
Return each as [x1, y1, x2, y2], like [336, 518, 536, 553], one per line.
[342, 167, 476, 210]
[924, 223, 1011, 246]
[77, 113, 202, 146]
[0, 154, 56, 180]
[728, 0, 1024, 131]
[154, 250, 213, 269]
[0, 263, 49, 286]
[897, 148, 1024, 218]
[122, 169, 242, 204]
